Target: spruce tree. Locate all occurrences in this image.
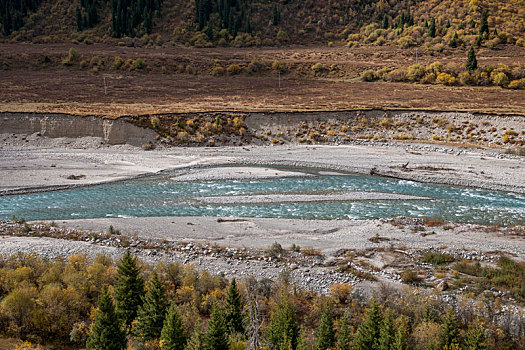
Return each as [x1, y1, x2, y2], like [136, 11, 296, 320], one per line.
[206, 304, 229, 350]
[296, 334, 309, 350]
[354, 297, 381, 350]
[392, 316, 408, 350]
[267, 298, 299, 350]
[449, 32, 458, 48]
[224, 278, 244, 335]
[86, 287, 127, 350]
[184, 323, 206, 350]
[440, 308, 461, 350]
[337, 311, 351, 350]
[76, 6, 83, 31]
[382, 14, 389, 29]
[315, 303, 335, 350]
[476, 35, 482, 47]
[135, 272, 168, 341]
[114, 250, 145, 329]
[464, 319, 487, 350]
[272, 4, 280, 26]
[160, 303, 187, 350]
[379, 308, 395, 350]
[466, 47, 478, 72]
[429, 17, 436, 38]
[479, 11, 489, 37]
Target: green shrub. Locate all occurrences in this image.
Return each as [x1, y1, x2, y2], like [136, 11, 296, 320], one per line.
[276, 30, 289, 42]
[421, 72, 436, 84]
[226, 64, 241, 75]
[134, 59, 146, 70]
[427, 61, 444, 75]
[266, 241, 283, 258]
[150, 116, 161, 129]
[271, 60, 286, 73]
[401, 270, 421, 284]
[398, 36, 416, 48]
[492, 72, 509, 87]
[247, 59, 262, 73]
[211, 66, 225, 76]
[311, 62, 325, 73]
[374, 67, 389, 80]
[459, 71, 476, 85]
[112, 56, 123, 70]
[385, 68, 407, 82]
[62, 48, 79, 66]
[407, 64, 425, 81]
[361, 69, 376, 81]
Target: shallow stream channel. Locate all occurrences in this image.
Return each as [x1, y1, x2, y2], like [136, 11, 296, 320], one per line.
[1, 166, 524, 226]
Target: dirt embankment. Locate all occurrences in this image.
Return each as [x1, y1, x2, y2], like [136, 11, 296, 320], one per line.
[0, 112, 157, 146]
[2, 110, 524, 148]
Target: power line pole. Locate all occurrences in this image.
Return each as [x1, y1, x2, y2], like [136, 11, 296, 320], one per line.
[103, 76, 107, 95]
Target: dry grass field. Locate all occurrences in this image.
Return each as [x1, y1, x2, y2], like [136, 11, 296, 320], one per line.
[1, 44, 524, 117]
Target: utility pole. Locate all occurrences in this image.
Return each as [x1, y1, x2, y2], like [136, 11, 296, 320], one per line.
[103, 77, 107, 95]
[278, 71, 281, 89]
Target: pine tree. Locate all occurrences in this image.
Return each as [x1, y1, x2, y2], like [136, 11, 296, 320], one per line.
[114, 250, 145, 329]
[224, 278, 244, 335]
[449, 32, 458, 48]
[423, 304, 438, 323]
[272, 4, 280, 26]
[392, 316, 408, 350]
[135, 272, 168, 341]
[336, 311, 351, 350]
[296, 334, 309, 350]
[479, 11, 489, 37]
[161, 303, 187, 350]
[267, 298, 299, 350]
[379, 308, 395, 350]
[440, 308, 460, 350]
[206, 304, 229, 350]
[184, 323, 206, 350]
[464, 319, 487, 350]
[315, 303, 335, 350]
[86, 287, 127, 350]
[476, 35, 482, 47]
[88, 3, 97, 27]
[354, 297, 381, 350]
[466, 46, 478, 73]
[429, 17, 436, 38]
[76, 6, 83, 31]
[382, 14, 389, 29]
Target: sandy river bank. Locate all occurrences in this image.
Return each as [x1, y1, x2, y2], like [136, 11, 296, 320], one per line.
[1, 142, 524, 195]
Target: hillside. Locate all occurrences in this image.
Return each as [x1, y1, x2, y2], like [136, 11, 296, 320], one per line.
[1, 0, 524, 49]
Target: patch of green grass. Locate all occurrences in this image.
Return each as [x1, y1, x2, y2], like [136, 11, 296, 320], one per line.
[422, 252, 455, 265]
[454, 257, 525, 300]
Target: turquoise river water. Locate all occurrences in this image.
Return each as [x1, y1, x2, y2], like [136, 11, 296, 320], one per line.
[1, 167, 524, 226]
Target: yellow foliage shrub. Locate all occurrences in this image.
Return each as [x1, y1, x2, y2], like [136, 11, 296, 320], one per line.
[436, 73, 457, 86]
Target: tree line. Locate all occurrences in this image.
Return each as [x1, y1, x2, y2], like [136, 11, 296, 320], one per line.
[0, 0, 42, 35]
[0, 251, 523, 349]
[76, 0, 99, 31]
[195, 0, 253, 39]
[111, 0, 162, 37]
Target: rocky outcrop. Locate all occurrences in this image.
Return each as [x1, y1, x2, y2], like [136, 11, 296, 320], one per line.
[0, 113, 157, 146]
